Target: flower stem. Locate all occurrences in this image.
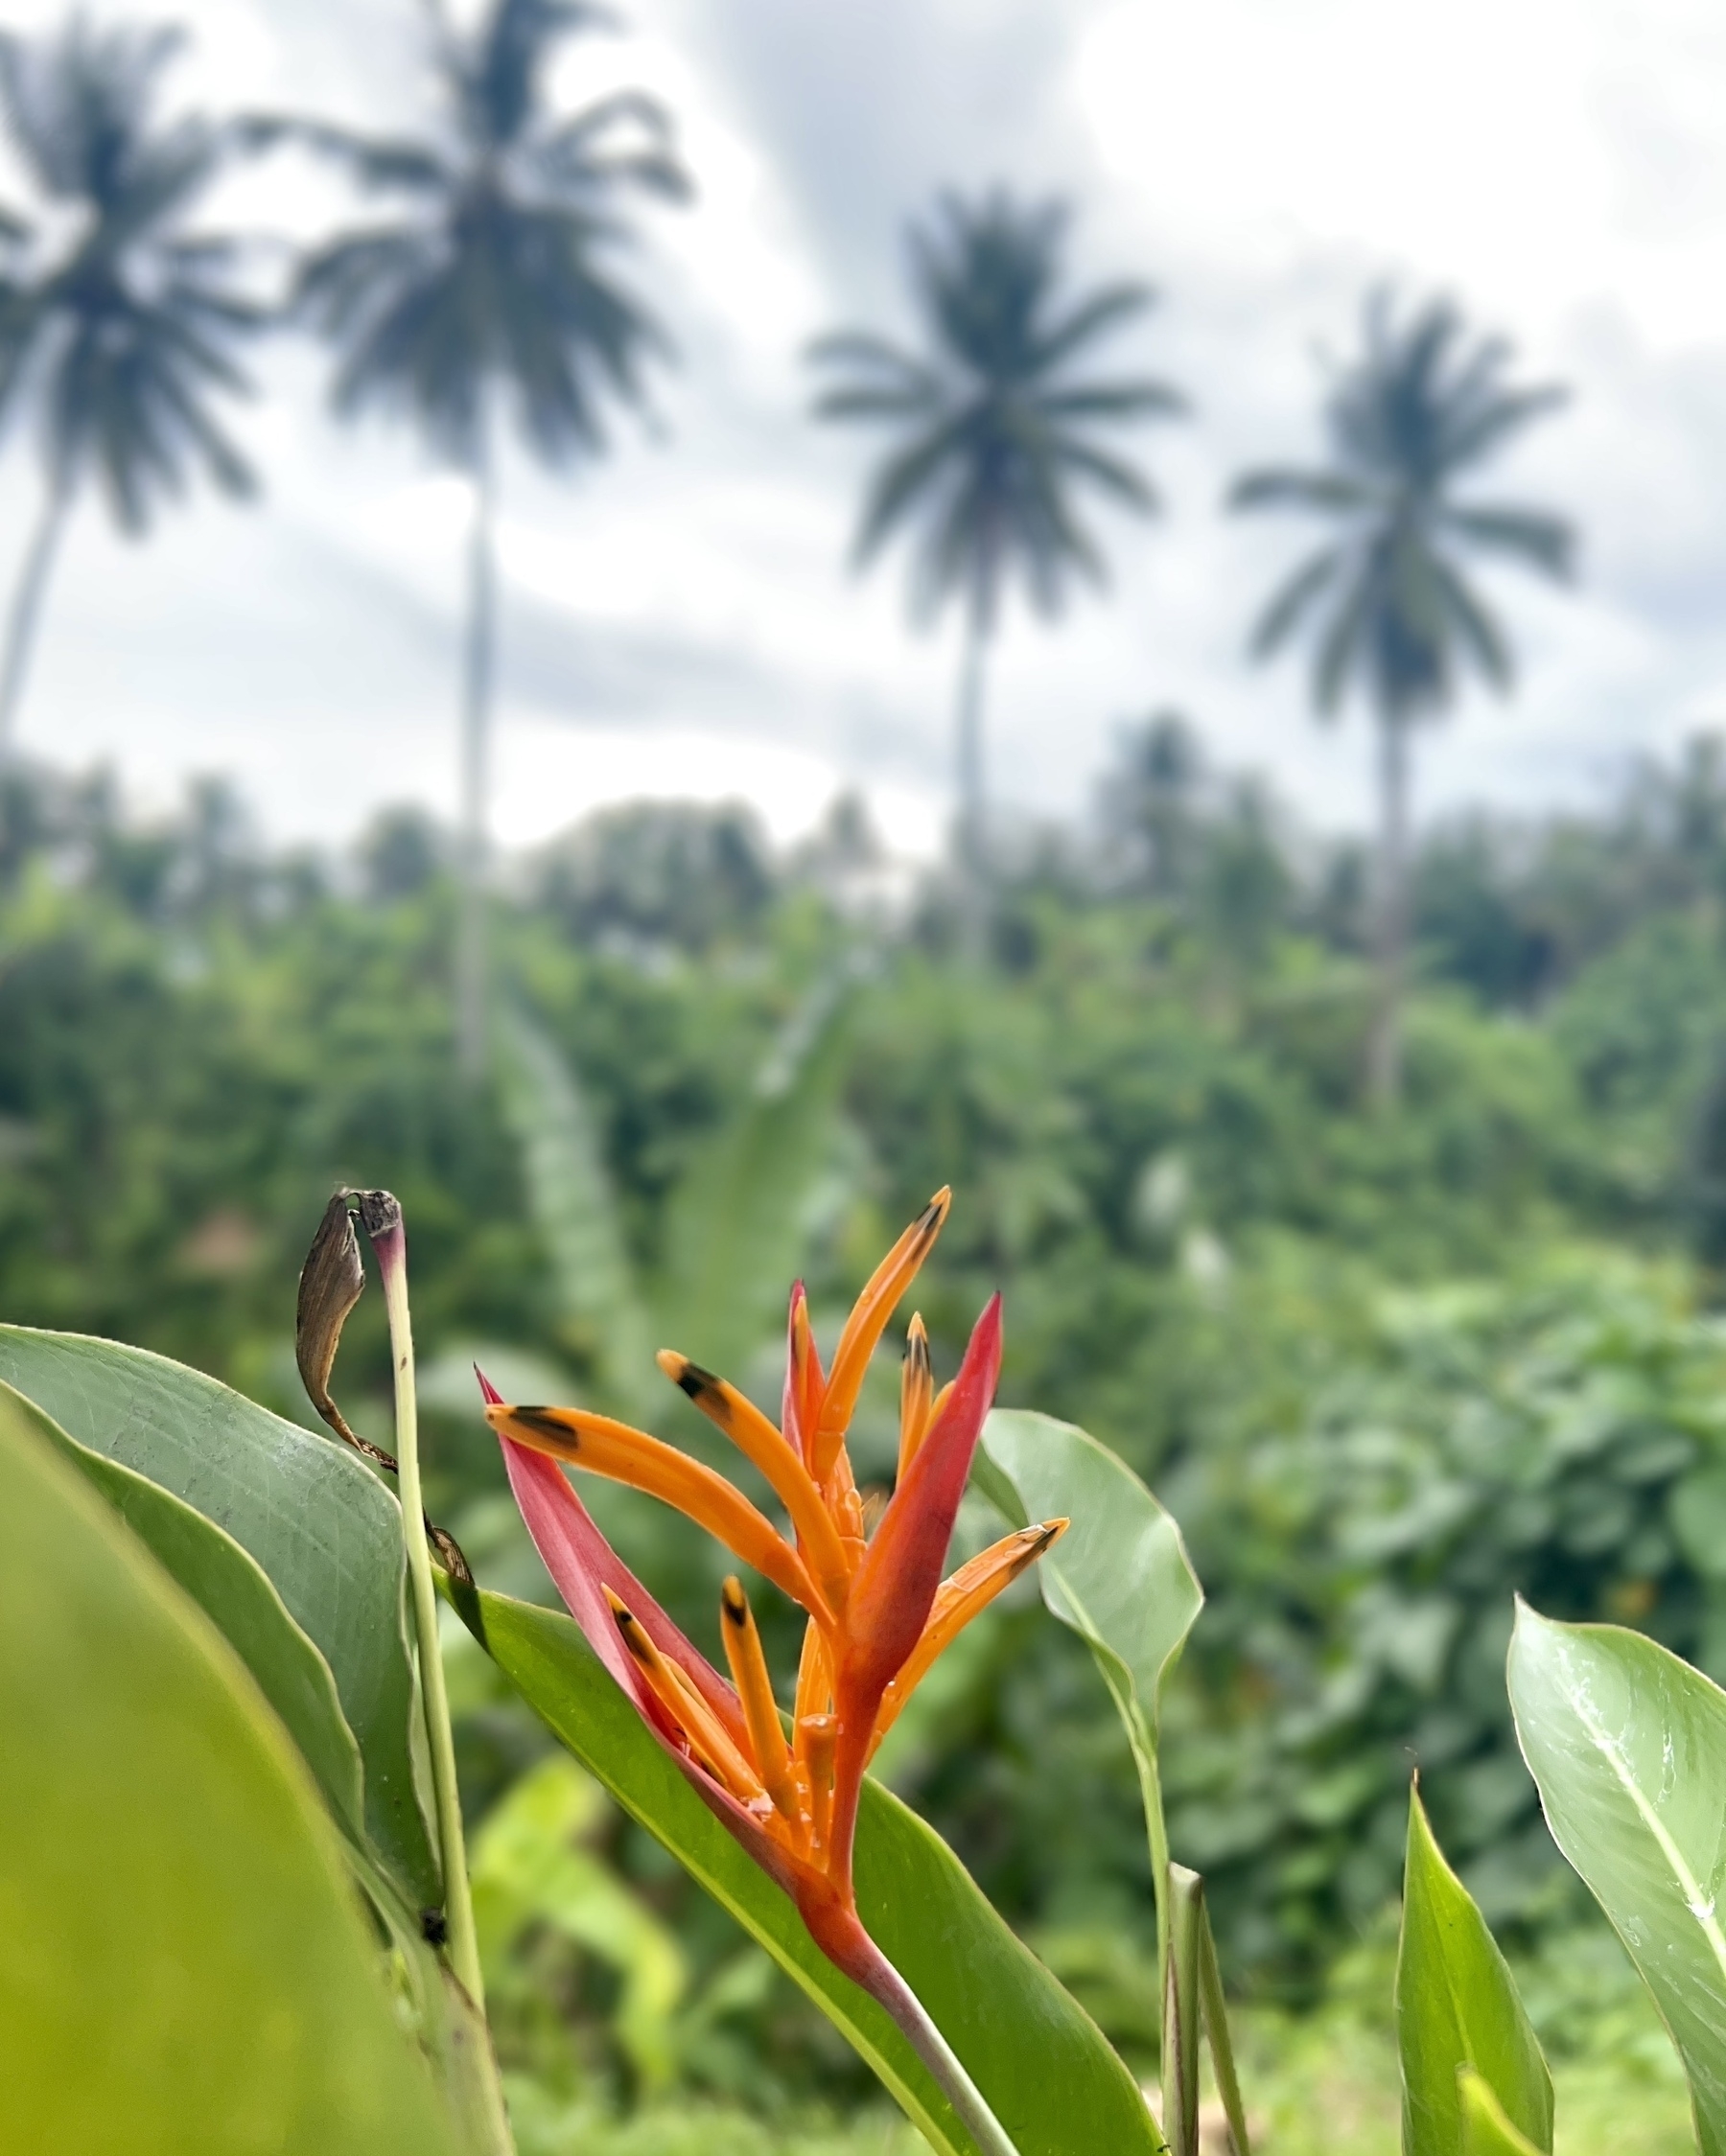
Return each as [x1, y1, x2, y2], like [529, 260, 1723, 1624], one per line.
[860, 1937, 1020, 2156]
[362, 1193, 485, 2008]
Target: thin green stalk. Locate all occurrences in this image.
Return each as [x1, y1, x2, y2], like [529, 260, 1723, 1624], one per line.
[860, 1936, 1021, 2156]
[1198, 1905, 1252, 2156]
[1160, 1864, 1203, 2156]
[362, 1193, 484, 2006]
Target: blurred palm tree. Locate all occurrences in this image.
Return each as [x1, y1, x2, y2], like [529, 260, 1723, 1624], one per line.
[282, 0, 688, 1076]
[0, 18, 261, 767]
[810, 190, 1184, 914]
[1231, 293, 1574, 1105]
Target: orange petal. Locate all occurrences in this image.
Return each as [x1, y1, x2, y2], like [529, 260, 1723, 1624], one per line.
[800, 1712, 837, 1857]
[487, 1402, 831, 1625]
[606, 1588, 766, 1803]
[659, 1353, 852, 1612]
[810, 1189, 951, 1479]
[719, 1577, 802, 1830]
[793, 1614, 832, 1727]
[785, 1283, 826, 1461]
[868, 1520, 1067, 1757]
[898, 1312, 934, 1479]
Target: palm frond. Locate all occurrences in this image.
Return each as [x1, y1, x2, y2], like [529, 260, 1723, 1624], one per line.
[1037, 378, 1186, 424]
[1440, 384, 1569, 472]
[1052, 437, 1159, 516]
[245, 115, 451, 195]
[1313, 562, 1375, 719]
[1431, 554, 1513, 692]
[469, 0, 610, 147]
[810, 381, 943, 424]
[535, 92, 690, 204]
[1248, 545, 1345, 659]
[1032, 280, 1155, 370]
[1230, 466, 1373, 515]
[851, 419, 967, 568]
[1442, 502, 1575, 581]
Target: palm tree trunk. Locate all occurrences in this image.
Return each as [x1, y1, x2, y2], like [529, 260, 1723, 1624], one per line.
[0, 478, 72, 773]
[455, 429, 497, 1082]
[1366, 707, 1411, 1108]
[953, 605, 991, 957]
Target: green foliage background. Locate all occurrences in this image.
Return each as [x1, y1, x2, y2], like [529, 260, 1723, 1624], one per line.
[8, 734, 1726, 2131]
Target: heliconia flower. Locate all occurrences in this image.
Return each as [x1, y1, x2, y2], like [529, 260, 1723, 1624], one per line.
[479, 1191, 1064, 2131]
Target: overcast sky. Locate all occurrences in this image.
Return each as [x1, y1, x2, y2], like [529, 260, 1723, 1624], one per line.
[4, 0, 1726, 859]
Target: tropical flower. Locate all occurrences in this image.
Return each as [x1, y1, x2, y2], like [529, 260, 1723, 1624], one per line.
[479, 1189, 1064, 2062]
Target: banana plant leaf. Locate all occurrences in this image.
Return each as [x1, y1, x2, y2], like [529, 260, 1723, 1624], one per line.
[499, 983, 852, 1419]
[1395, 1781, 1552, 2156]
[1508, 1601, 1726, 2156]
[461, 1583, 1159, 2156]
[496, 1005, 655, 1413]
[0, 1389, 455, 2156]
[0, 1325, 439, 1908]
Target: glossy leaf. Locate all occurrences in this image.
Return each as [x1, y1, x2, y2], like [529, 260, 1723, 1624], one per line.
[980, 1411, 1203, 1961]
[0, 1390, 455, 2156]
[1458, 2074, 1547, 2156]
[0, 1324, 439, 1907]
[1509, 1602, 1726, 2156]
[462, 1582, 1159, 2156]
[1395, 1781, 1551, 2156]
[1, 1377, 367, 1845]
[980, 1410, 1202, 1721]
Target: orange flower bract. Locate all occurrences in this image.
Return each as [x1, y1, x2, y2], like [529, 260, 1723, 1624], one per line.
[481, 1190, 1065, 1984]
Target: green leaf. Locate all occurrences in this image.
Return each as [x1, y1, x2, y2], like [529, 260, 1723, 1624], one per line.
[0, 1377, 367, 1848]
[0, 1325, 439, 1909]
[1458, 2073, 1548, 2156]
[463, 1585, 1159, 2156]
[1395, 1780, 1552, 2155]
[0, 1387, 455, 2155]
[980, 1410, 1203, 1977]
[658, 972, 851, 1374]
[981, 1411, 1203, 1718]
[1508, 1601, 1726, 2155]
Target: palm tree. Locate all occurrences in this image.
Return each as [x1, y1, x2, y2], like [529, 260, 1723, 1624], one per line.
[279, 0, 688, 1078]
[1230, 292, 1574, 1105]
[809, 190, 1184, 916]
[0, 18, 261, 766]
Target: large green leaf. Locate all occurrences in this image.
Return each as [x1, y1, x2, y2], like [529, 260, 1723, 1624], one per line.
[462, 1585, 1159, 2156]
[0, 1390, 455, 2156]
[1395, 1781, 1551, 2156]
[0, 1325, 439, 1907]
[658, 971, 851, 1374]
[1508, 1602, 1726, 2155]
[0, 1377, 367, 1847]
